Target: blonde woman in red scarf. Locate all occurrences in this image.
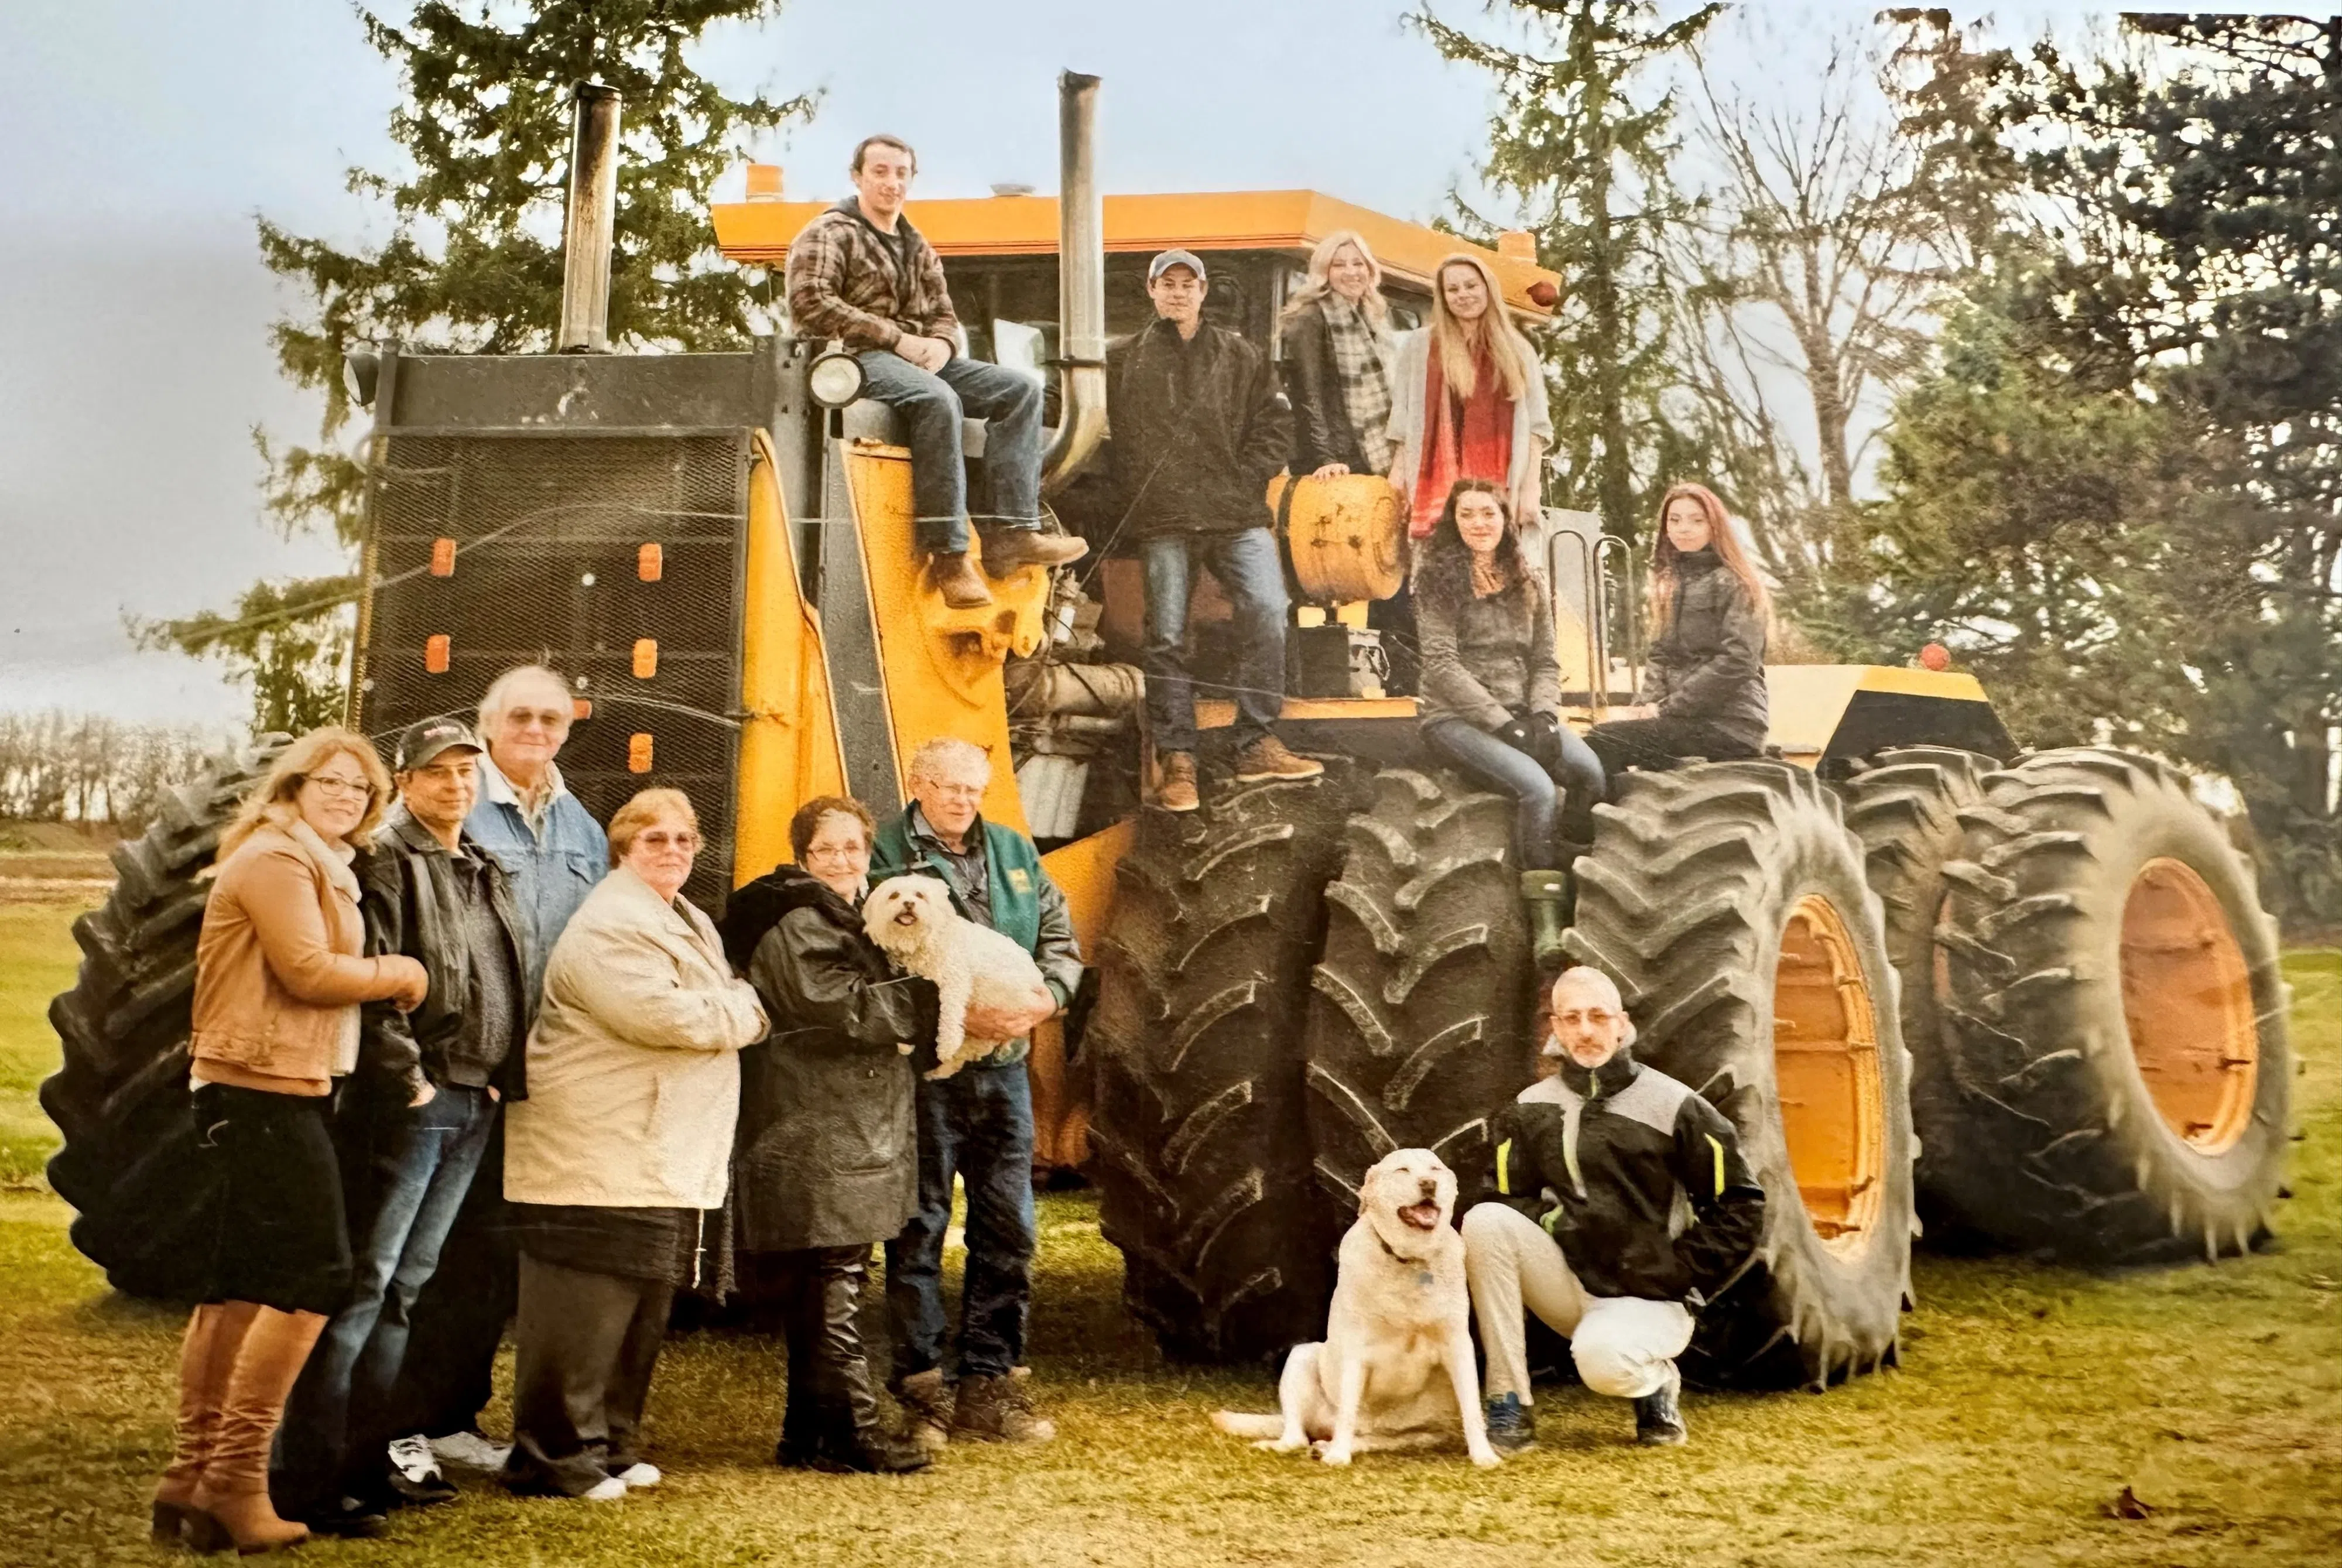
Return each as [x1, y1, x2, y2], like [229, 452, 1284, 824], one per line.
[1387, 253, 1552, 537]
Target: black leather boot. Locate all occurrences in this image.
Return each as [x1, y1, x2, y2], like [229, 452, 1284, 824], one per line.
[807, 1249, 929, 1474]
[1634, 1365, 1689, 1446]
[773, 1254, 825, 1468]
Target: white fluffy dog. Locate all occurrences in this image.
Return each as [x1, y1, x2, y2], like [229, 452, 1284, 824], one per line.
[862, 874, 1049, 1080]
[1212, 1148, 1499, 1467]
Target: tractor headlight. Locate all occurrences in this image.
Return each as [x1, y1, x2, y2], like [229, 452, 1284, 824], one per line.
[807, 350, 866, 409]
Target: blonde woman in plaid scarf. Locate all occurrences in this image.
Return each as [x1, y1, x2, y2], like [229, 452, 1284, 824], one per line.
[1277, 231, 1398, 480]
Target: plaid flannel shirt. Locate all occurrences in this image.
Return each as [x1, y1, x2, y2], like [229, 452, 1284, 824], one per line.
[784, 198, 961, 352]
[1323, 295, 1396, 474]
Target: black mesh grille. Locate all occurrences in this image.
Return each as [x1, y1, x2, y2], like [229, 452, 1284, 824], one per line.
[358, 430, 750, 910]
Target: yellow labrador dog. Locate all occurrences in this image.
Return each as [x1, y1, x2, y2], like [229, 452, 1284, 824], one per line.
[1213, 1148, 1500, 1467]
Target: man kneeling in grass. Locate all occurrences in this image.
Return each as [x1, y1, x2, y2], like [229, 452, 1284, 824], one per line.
[1463, 967, 1766, 1450]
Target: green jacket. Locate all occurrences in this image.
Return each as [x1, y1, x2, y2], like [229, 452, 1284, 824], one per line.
[871, 808, 1084, 1067]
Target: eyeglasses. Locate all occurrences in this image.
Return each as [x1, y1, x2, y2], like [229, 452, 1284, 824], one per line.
[303, 775, 374, 801]
[921, 782, 987, 802]
[635, 831, 700, 852]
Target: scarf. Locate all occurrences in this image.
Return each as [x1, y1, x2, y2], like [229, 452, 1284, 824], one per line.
[1471, 552, 1511, 599]
[1322, 296, 1395, 474]
[1411, 337, 1515, 537]
[265, 804, 367, 1076]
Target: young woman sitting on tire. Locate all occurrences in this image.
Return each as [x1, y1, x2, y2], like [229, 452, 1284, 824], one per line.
[155, 726, 430, 1555]
[1588, 481, 1770, 775]
[1414, 477, 1605, 968]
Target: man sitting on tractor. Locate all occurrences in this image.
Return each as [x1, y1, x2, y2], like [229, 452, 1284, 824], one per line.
[785, 133, 1087, 609]
[1112, 248, 1322, 811]
[1461, 967, 1766, 1451]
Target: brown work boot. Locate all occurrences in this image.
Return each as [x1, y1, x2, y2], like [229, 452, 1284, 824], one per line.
[893, 1368, 954, 1456]
[929, 551, 995, 608]
[1157, 751, 1200, 813]
[1234, 734, 1324, 783]
[188, 1306, 325, 1555]
[950, 1372, 1056, 1444]
[980, 525, 1090, 571]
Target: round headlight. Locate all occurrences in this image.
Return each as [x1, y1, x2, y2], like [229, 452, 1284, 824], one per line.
[807, 350, 866, 409]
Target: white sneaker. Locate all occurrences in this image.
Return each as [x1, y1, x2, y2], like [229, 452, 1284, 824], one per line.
[387, 1433, 444, 1485]
[581, 1476, 627, 1502]
[429, 1429, 514, 1472]
[612, 1462, 660, 1489]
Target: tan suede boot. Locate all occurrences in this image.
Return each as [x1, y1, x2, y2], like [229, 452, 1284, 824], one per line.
[152, 1302, 260, 1543]
[189, 1307, 326, 1555]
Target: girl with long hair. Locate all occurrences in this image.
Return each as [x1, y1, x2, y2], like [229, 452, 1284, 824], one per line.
[1387, 253, 1552, 537]
[1586, 482, 1772, 775]
[1415, 478, 1605, 967]
[1278, 230, 1396, 480]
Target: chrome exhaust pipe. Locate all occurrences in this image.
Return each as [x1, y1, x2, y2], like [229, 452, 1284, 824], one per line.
[557, 83, 623, 352]
[1040, 71, 1107, 497]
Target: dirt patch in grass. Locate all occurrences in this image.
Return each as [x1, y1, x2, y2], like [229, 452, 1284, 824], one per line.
[3, 903, 2337, 1566]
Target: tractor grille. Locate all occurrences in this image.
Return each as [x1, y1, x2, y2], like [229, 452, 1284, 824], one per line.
[358, 429, 751, 911]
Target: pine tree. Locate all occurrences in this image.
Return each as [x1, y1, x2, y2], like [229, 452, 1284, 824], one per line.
[147, 1, 810, 731]
[1413, 0, 1722, 542]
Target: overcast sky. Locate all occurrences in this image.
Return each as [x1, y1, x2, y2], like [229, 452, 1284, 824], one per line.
[0, 1, 2107, 726]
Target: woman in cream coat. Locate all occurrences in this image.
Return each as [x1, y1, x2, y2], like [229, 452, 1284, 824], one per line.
[500, 787, 768, 1501]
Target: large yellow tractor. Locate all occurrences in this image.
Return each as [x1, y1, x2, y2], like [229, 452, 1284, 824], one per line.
[44, 75, 2289, 1391]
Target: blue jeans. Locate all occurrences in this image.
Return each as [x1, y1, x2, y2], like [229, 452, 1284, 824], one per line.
[275, 1084, 496, 1509]
[1423, 717, 1607, 870]
[1141, 528, 1290, 753]
[855, 350, 1045, 554]
[885, 1062, 1037, 1381]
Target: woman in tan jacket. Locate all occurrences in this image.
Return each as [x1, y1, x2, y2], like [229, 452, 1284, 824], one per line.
[500, 788, 768, 1501]
[153, 727, 429, 1555]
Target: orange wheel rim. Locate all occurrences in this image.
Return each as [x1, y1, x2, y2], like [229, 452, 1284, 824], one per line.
[1772, 895, 1888, 1257]
[2121, 858, 2257, 1153]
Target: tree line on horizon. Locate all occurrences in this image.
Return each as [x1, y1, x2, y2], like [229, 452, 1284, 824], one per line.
[0, 712, 225, 833]
[145, 2, 2338, 926]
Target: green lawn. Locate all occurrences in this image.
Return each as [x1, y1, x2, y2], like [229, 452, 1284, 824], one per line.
[4, 898, 2337, 1566]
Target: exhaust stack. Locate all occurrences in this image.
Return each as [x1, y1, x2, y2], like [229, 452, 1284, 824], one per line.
[557, 83, 623, 352]
[1040, 71, 1107, 497]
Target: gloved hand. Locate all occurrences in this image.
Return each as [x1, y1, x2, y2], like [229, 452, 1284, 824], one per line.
[1496, 714, 1537, 755]
[1525, 711, 1563, 766]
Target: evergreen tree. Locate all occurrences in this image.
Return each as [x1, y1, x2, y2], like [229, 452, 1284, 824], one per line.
[147, 1, 809, 731]
[1414, 0, 1721, 542]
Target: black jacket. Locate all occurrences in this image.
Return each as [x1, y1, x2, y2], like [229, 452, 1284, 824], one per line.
[357, 807, 530, 1100]
[1110, 318, 1293, 539]
[738, 868, 929, 1254]
[1485, 1049, 1765, 1303]
[1278, 303, 1374, 475]
[1642, 549, 1769, 754]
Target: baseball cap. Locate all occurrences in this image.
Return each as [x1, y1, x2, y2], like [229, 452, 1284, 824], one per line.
[395, 715, 484, 772]
[1148, 248, 1207, 282]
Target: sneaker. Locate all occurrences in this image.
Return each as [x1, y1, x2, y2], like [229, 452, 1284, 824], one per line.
[427, 1430, 513, 1473]
[380, 1466, 459, 1508]
[1484, 1392, 1536, 1454]
[1234, 735, 1324, 782]
[1634, 1364, 1689, 1446]
[581, 1476, 628, 1502]
[1157, 751, 1200, 813]
[388, 1433, 444, 1484]
[895, 1368, 955, 1455]
[950, 1371, 1056, 1444]
[978, 525, 1089, 571]
[929, 550, 995, 608]
[612, 1462, 660, 1489]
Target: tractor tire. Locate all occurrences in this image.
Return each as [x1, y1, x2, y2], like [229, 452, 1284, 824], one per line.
[1839, 747, 1996, 1232]
[1932, 748, 2289, 1263]
[1088, 772, 1357, 1364]
[1301, 766, 1536, 1241]
[40, 737, 288, 1299]
[1563, 761, 1917, 1390]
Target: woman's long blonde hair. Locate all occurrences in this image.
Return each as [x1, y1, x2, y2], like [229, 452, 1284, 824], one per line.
[1280, 230, 1390, 330]
[217, 725, 393, 860]
[1429, 252, 1535, 403]
[1645, 482, 1771, 630]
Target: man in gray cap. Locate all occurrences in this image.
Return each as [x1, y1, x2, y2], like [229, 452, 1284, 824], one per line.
[273, 715, 532, 1533]
[1112, 248, 1317, 812]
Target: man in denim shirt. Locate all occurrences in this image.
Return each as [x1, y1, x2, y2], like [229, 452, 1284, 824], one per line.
[382, 665, 607, 1489]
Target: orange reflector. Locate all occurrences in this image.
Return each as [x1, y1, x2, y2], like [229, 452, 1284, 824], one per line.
[429, 538, 456, 577]
[628, 733, 653, 773]
[638, 543, 663, 581]
[572, 699, 593, 721]
[632, 639, 658, 679]
[424, 635, 450, 673]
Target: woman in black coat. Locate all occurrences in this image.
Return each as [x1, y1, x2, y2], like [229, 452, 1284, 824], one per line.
[1277, 229, 1398, 481]
[1587, 481, 1772, 775]
[735, 796, 931, 1474]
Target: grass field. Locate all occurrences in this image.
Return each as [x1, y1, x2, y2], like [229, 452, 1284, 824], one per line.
[4, 895, 2337, 1566]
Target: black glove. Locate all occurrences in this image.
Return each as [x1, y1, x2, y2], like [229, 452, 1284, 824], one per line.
[1496, 714, 1537, 755]
[1526, 711, 1563, 764]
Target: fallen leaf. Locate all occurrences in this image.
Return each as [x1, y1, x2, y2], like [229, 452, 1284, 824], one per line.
[2111, 1485, 2155, 1520]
